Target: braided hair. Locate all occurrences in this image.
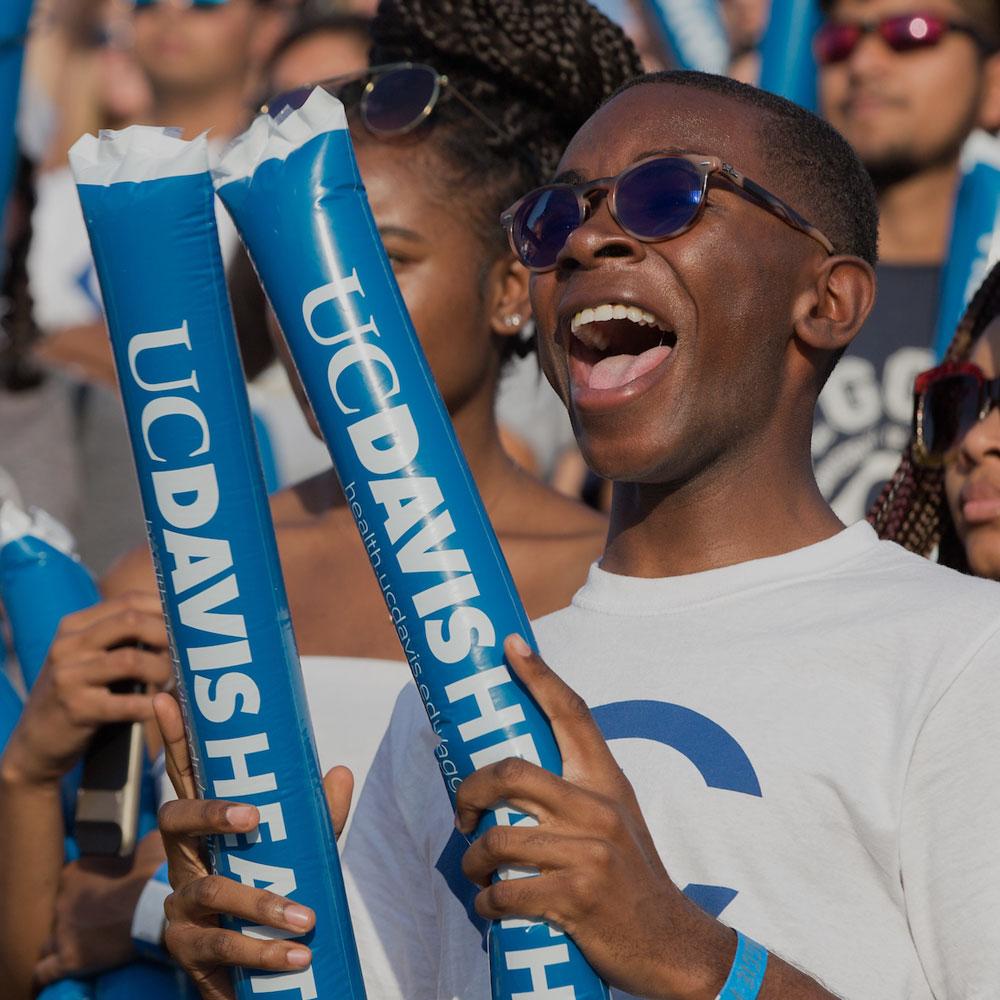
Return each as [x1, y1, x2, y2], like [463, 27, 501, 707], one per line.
[368, 0, 642, 248]
[0, 154, 43, 393]
[868, 261, 1000, 570]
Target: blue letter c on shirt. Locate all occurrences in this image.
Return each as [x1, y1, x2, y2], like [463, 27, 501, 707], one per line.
[435, 698, 762, 944]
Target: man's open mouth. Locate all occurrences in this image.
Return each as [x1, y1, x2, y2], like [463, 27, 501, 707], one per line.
[568, 303, 677, 391]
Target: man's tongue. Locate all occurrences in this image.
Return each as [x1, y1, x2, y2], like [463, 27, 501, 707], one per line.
[589, 344, 672, 390]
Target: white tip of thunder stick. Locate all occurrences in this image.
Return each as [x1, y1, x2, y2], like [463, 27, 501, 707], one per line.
[961, 130, 1000, 172]
[211, 87, 348, 189]
[69, 126, 209, 186]
[0, 501, 80, 555]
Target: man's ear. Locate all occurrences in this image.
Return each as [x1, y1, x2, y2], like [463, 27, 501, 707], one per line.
[977, 50, 1000, 132]
[487, 255, 532, 341]
[792, 255, 876, 356]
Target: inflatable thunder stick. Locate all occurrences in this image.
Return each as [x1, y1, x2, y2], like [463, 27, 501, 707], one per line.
[69, 127, 365, 1000]
[1, 504, 95, 1000]
[0, 0, 33, 283]
[0, 668, 21, 746]
[638, 0, 729, 73]
[0, 500, 98, 826]
[933, 133, 1000, 357]
[0, 502, 190, 1000]
[758, 0, 822, 112]
[0, 503, 100, 689]
[215, 89, 610, 1000]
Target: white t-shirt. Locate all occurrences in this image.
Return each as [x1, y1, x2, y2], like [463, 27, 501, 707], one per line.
[494, 353, 575, 477]
[245, 363, 331, 490]
[300, 655, 411, 835]
[152, 655, 411, 815]
[342, 523, 1000, 1000]
[28, 163, 240, 333]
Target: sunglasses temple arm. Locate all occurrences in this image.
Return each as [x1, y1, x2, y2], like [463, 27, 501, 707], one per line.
[735, 172, 836, 255]
[445, 86, 513, 144]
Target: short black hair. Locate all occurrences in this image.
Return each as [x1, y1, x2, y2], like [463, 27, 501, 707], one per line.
[610, 71, 879, 265]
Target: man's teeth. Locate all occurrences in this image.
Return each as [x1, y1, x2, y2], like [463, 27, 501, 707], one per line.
[569, 304, 670, 351]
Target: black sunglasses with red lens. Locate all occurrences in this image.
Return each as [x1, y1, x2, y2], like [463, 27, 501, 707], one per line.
[913, 362, 1000, 466]
[501, 153, 834, 273]
[815, 12, 989, 65]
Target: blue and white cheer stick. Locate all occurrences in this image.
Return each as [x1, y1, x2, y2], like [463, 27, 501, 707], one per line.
[0, 501, 98, 841]
[0, 504, 100, 690]
[70, 125, 365, 1000]
[1, 503, 97, 1000]
[215, 88, 611, 1000]
[0, 502, 188, 999]
[637, 0, 729, 73]
[933, 132, 1000, 358]
[758, 0, 822, 111]
[0, 0, 33, 283]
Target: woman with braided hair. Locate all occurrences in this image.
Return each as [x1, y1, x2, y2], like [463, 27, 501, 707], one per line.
[0, 1, 641, 995]
[870, 260, 1000, 577]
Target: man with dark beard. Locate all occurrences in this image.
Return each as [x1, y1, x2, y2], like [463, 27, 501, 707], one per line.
[813, 0, 1000, 521]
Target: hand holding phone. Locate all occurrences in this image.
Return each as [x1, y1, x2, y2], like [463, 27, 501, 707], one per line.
[4, 595, 171, 857]
[75, 675, 147, 858]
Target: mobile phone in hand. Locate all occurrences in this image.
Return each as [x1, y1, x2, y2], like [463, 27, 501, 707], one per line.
[75, 670, 146, 858]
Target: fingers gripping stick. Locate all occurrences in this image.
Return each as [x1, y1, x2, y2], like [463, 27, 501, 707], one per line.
[69, 126, 365, 1000]
[214, 89, 610, 1000]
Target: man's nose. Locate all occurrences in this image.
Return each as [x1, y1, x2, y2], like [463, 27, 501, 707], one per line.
[555, 196, 645, 272]
[844, 28, 898, 77]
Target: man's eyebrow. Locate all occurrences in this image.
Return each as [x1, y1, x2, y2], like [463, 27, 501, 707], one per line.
[632, 146, 704, 161]
[550, 148, 708, 184]
[551, 168, 587, 184]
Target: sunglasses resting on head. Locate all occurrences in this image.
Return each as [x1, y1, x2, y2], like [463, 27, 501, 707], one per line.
[501, 153, 835, 272]
[913, 362, 1000, 467]
[814, 11, 995, 65]
[261, 62, 513, 145]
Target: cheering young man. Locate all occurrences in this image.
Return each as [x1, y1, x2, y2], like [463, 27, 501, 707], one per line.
[156, 72, 1000, 999]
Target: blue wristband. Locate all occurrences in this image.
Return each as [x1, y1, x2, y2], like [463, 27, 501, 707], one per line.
[717, 931, 768, 1000]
